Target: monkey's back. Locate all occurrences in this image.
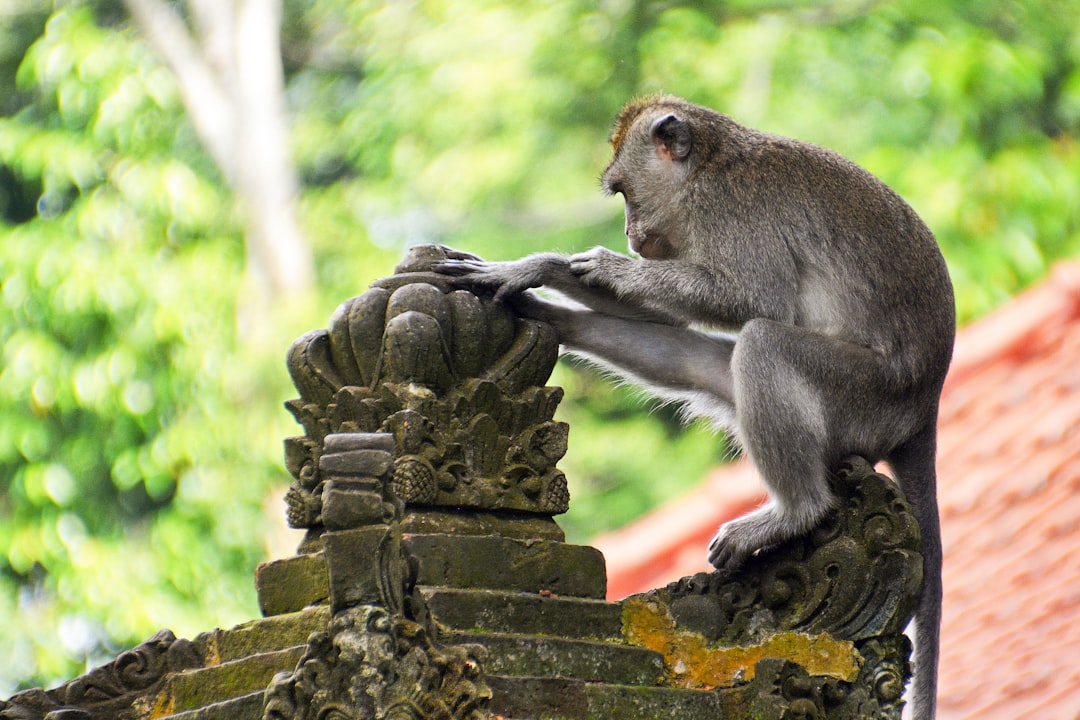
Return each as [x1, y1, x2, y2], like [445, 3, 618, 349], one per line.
[721, 126, 955, 387]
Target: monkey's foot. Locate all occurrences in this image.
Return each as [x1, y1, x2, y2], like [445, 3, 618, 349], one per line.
[706, 528, 750, 572]
[706, 502, 792, 571]
[504, 292, 563, 326]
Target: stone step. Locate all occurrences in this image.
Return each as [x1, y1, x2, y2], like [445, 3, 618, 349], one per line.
[443, 632, 665, 686]
[255, 551, 330, 616]
[259, 533, 608, 616]
[399, 509, 567, 542]
[151, 646, 303, 716]
[206, 605, 329, 662]
[155, 691, 265, 720]
[402, 534, 607, 599]
[419, 586, 623, 640]
[487, 675, 722, 719]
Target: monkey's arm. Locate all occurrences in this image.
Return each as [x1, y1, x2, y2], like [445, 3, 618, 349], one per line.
[510, 292, 735, 405]
[433, 252, 687, 325]
[568, 246, 794, 328]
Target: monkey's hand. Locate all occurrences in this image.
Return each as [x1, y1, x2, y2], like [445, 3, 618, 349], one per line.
[438, 246, 484, 263]
[432, 253, 567, 301]
[568, 246, 633, 290]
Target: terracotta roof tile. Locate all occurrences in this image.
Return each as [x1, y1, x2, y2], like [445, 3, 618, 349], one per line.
[594, 260, 1080, 719]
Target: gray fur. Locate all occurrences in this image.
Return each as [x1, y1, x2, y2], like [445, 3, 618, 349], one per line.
[433, 96, 953, 720]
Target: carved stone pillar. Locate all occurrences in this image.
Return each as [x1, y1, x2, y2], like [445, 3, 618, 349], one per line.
[281, 244, 569, 552]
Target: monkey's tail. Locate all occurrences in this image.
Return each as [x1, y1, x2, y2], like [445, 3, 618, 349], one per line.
[889, 425, 942, 720]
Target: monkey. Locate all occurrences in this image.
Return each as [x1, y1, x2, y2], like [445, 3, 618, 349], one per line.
[432, 95, 954, 720]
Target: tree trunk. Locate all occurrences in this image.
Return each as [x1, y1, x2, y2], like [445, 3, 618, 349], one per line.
[123, 0, 315, 304]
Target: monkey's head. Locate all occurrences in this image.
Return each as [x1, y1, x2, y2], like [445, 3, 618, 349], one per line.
[602, 96, 743, 261]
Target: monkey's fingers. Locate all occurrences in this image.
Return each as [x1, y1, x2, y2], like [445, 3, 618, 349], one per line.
[438, 246, 484, 262]
[430, 259, 487, 277]
[432, 261, 516, 301]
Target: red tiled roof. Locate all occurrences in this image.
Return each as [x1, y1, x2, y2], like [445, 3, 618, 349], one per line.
[593, 260, 1080, 719]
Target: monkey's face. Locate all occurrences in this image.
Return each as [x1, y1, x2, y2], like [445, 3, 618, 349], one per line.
[602, 110, 691, 260]
[622, 199, 671, 259]
[603, 171, 683, 260]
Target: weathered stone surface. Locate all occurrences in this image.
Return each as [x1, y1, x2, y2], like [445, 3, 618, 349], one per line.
[486, 676, 722, 720]
[151, 647, 304, 716]
[155, 691, 264, 720]
[255, 553, 329, 617]
[717, 655, 902, 720]
[622, 595, 860, 690]
[404, 534, 606, 599]
[321, 526, 391, 611]
[203, 606, 330, 663]
[262, 604, 491, 720]
[318, 448, 392, 477]
[443, 633, 665, 686]
[320, 486, 386, 529]
[400, 509, 565, 541]
[323, 432, 395, 454]
[0, 630, 204, 720]
[420, 587, 623, 640]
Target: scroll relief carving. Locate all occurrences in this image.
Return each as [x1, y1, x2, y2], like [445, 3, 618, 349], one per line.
[0, 630, 203, 720]
[283, 244, 570, 530]
[626, 458, 920, 718]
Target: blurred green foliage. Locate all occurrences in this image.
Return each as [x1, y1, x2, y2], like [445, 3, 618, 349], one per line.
[1, 0, 1078, 693]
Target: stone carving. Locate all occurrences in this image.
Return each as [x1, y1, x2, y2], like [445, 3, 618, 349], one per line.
[283, 245, 569, 532]
[624, 457, 920, 718]
[262, 606, 490, 720]
[1, 247, 931, 720]
[645, 457, 921, 644]
[0, 630, 203, 720]
[263, 432, 492, 720]
[723, 635, 912, 720]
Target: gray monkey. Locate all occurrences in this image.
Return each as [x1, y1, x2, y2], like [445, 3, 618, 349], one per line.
[433, 95, 954, 720]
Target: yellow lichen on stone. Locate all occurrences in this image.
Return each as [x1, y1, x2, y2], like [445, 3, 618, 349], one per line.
[621, 596, 861, 689]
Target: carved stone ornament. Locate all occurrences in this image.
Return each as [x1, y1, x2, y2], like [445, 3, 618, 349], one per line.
[622, 456, 920, 718]
[262, 432, 492, 720]
[651, 457, 921, 644]
[0, 630, 203, 720]
[262, 606, 490, 720]
[283, 244, 569, 531]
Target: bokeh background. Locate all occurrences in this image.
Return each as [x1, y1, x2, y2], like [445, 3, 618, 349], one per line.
[1, 0, 1078, 692]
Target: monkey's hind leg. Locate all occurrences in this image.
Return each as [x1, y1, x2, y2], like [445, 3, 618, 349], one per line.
[708, 318, 901, 571]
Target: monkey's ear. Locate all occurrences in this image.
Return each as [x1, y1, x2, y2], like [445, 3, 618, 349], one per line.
[650, 114, 692, 162]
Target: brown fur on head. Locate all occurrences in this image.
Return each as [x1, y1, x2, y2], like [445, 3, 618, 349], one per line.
[608, 95, 749, 175]
[609, 94, 683, 154]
